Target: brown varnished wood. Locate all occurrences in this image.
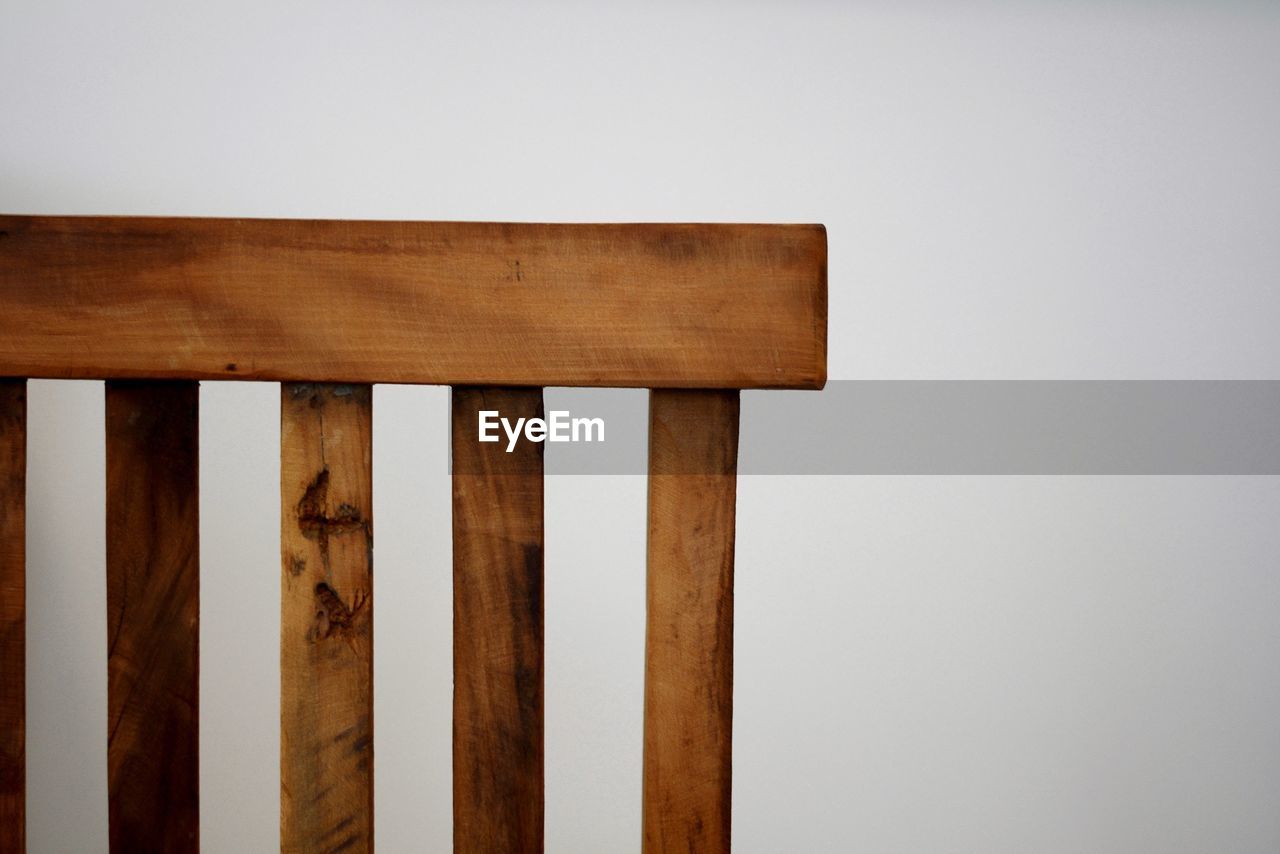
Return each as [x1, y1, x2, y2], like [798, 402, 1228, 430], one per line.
[643, 389, 739, 854]
[0, 216, 826, 389]
[281, 383, 374, 854]
[105, 381, 200, 853]
[0, 380, 26, 851]
[451, 387, 544, 853]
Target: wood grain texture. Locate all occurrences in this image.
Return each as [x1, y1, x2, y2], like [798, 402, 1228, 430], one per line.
[105, 381, 199, 853]
[451, 387, 545, 853]
[643, 390, 739, 854]
[0, 380, 25, 852]
[281, 384, 374, 854]
[0, 216, 826, 389]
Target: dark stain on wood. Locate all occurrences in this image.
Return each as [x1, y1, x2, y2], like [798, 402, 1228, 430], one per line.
[312, 582, 366, 641]
[297, 469, 370, 575]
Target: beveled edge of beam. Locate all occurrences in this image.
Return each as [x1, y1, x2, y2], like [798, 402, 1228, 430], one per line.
[0, 214, 827, 390]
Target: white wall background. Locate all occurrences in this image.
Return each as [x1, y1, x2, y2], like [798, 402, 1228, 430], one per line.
[4, 1, 1280, 851]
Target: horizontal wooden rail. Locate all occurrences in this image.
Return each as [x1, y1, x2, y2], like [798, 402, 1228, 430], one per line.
[0, 216, 826, 389]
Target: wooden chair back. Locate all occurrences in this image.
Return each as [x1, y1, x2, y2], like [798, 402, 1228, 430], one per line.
[0, 215, 826, 852]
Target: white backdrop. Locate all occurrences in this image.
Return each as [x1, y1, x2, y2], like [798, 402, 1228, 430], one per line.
[4, 2, 1280, 851]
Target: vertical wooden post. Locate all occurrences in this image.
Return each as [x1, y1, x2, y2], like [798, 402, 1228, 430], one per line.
[643, 389, 739, 854]
[451, 387, 544, 853]
[0, 380, 26, 852]
[105, 381, 200, 852]
[281, 383, 374, 853]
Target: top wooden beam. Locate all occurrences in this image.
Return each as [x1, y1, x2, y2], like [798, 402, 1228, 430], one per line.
[0, 216, 825, 389]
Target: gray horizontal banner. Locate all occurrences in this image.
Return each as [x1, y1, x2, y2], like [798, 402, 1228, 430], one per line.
[448, 382, 1280, 475]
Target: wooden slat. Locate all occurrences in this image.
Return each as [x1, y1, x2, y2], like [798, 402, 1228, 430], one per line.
[105, 381, 200, 852]
[281, 383, 374, 853]
[643, 389, 739, 854]
[0, 380, 25, 852]
[0, 216, 826, 389]
[451, 387, 544, 853]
